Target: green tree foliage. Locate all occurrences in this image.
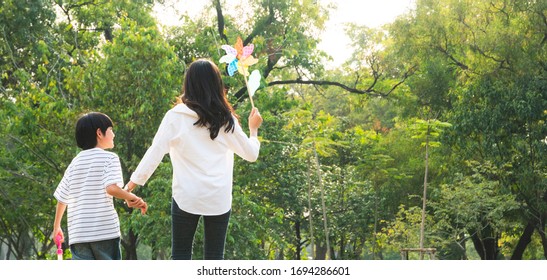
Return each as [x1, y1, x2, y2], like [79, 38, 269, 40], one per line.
[1, 0, 545, 260]
[1, 0, 76, 259]
[1, 0, 179, 259]
[387, 0, 546, 259]
[430, 161, 521, 260]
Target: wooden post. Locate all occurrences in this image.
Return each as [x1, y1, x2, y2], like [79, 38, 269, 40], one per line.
[400, 248, 436, 260]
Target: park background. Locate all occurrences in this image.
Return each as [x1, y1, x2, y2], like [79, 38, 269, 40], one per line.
[0, 0, 545, 260]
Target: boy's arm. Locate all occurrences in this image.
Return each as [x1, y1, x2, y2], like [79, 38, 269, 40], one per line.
[106, 184, 138, 200]
[106, 184, 147, 214]
[53, 202, 67, 243]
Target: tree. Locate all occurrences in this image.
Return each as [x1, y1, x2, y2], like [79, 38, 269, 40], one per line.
[1, 0, 179, 259]
[1, 0, 76, 259]
[430, 161, 521, 260]
[409, 116, 452, 259]
[387, 0, 547, 259]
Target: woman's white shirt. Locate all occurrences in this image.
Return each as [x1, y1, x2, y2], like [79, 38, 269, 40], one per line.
[130, 103, 260, 215]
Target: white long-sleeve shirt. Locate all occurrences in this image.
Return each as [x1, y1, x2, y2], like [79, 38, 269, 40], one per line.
[130, 103, 260, 215]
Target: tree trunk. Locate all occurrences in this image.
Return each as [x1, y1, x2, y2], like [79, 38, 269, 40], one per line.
[537, 225, 547, 260]
[510, 221, 535, 260]
[306, 162, 315, 259]
[377, 250, 384, 260]
[313, 145, 330, 259]
[278, 248, 284, 260]
[372, 186, 378, 259]
[540, 191, 547, 259]
[121, 228, 138, 260]
[295, 219, 301, 260]
[339, 234, 345, 260]
[419, 125, 430, 260]
[470, 224, 499, 260]
[456, 235, 468, 260]
[315, 244, 327, 260]
[330, 245, 336, 260]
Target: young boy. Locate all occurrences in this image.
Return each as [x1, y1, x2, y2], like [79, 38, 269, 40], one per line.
[52, 112, 147, 260]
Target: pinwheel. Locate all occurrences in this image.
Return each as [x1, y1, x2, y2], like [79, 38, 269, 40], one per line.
[219, 36, 262, 107]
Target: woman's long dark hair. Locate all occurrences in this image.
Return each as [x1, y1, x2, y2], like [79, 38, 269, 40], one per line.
[179, 59, 237, 140]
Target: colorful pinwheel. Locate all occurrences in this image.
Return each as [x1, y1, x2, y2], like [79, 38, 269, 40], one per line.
[220, 36, 261, 107]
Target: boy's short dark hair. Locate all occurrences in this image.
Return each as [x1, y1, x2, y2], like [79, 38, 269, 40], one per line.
[75, 112, 114, 150]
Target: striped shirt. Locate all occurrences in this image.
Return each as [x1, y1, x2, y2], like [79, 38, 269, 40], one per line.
[54, 148, 123, 245]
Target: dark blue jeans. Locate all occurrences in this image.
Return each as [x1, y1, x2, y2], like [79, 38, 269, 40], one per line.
[171, 199, 231, 260]
[70, 237, 121, 260]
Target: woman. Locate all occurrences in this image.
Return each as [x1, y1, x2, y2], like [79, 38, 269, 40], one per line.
[125, 58, 263, 259]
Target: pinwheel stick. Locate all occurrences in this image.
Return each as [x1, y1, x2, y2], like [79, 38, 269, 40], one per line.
[243, 74, 255, 108]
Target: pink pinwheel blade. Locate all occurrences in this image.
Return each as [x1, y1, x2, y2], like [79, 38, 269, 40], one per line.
[241, 44, 254, 59]
[221, 45, 238, 56]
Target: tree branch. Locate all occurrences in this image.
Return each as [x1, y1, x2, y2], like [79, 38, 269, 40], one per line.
[7, 134, 63, 174]
[213, 0, 228, 44]
[539, 10, 547, 47]
[66, 0, 102, 10]
[232, 64, 416, 102]
[243, 1, 275, 46]
[436, 45, 469, 70]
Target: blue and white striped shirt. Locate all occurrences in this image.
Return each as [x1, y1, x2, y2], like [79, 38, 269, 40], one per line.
[54, 148, 123, 245]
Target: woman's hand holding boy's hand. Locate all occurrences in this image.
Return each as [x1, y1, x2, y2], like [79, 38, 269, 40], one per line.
[122, 182, 147, 214]
[123, 181, 137, 193]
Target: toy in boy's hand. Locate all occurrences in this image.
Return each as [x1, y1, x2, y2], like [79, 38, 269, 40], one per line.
[55, 233, 63, 260]
[220, 36, 262, 108]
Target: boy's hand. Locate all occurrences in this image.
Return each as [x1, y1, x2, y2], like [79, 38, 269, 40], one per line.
[126, 197, 147, 215]
[52, 228, 65, 244]
[140, 201, 148, 215]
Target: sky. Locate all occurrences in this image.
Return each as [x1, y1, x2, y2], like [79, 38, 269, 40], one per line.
[318, 0, 415, 66]
[153, 0, 416, 67]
